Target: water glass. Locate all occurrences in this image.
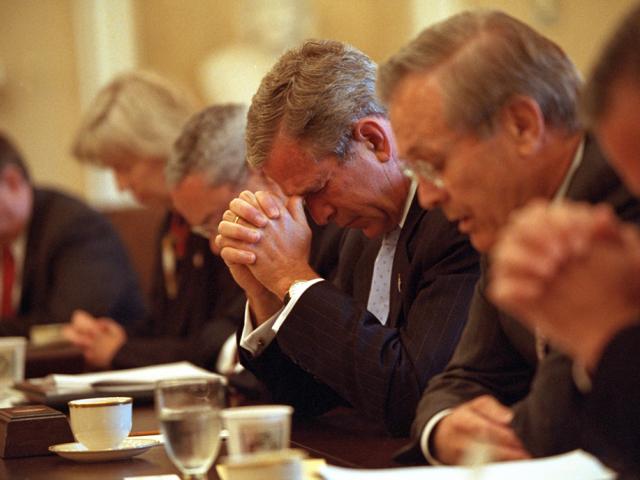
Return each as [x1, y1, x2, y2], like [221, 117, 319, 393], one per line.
[155, 377, 226, 480]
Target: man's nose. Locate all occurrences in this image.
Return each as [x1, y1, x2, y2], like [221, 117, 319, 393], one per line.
[417, 179, 448, 209]
[306, 197, 335, 225]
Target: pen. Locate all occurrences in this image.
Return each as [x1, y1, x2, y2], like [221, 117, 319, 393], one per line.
[130, 430, 161, 436]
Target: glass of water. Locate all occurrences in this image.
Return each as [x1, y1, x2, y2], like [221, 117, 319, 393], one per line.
[155, 377, 226, 480]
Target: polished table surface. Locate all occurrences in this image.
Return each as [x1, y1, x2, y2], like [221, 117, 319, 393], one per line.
[0, 404, 410, 479]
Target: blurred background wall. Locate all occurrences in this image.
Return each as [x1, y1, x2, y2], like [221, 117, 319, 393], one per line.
[0, 0, 635, 205]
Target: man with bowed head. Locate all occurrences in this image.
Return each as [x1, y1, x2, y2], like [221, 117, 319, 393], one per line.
[216, 39, 480, 435]
[489, 4, 640, 473]
[0, 133, 144, 336]
[378, 9, 640, 466]
[66, 72, 242, 371]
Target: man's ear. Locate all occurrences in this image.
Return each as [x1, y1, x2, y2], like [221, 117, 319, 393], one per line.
[499, 95, 545, 156]
[353, 117, 391, 162]
[0, 165, 27, 191]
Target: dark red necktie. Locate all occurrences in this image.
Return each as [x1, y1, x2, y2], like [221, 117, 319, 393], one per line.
[169, 214, 190, 259]
[1, 246, 15, 318]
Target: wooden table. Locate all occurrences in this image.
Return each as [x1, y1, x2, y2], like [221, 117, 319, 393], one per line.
[0, 405, 410, 479]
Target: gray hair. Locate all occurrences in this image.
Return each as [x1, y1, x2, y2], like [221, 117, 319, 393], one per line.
[166, 103, 248, 188]
[378, 10, 582, 136]
[246, 39, 387, 168]
[582, 3, 640, 125]
[72, 70, 196, 166]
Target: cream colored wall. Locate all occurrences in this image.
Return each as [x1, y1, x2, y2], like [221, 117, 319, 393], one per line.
[133, 0, 413, 103]
[0, 0, 85, 197]
[0, 0, 635, 198]
[459, 0, 635, 75]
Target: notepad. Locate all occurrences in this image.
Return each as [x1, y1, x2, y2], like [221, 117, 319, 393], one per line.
[14, 362, 223, 406]
[321, 450, 613, 480]
[50, 361, 221, 390]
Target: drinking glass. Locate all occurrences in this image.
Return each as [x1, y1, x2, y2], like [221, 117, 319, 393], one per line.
[155, 377, 226, 480]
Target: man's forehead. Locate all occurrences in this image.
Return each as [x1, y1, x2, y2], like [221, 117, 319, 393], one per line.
[389, 75, 448, 155]
[264, 136, 324, 194]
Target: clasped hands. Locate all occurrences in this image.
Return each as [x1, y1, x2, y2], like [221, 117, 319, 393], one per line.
[62, 309, 127, 369]
[489, 199, 640, 369]
[216, 190, 317, 323]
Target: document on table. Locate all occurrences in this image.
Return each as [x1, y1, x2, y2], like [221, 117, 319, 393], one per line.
[321, 450, 614, 480]
[50, 361, 221, 390]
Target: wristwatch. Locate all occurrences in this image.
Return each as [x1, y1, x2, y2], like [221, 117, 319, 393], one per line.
[283, 279, 311, 304]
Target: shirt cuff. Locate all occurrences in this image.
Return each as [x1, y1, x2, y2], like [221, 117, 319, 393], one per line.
[572, 360, 593, 393]
[216, 332, 244, 375]
[239, 301, 281, 356]
[239, 279, 324, 356]
[420, 409, 453, 465]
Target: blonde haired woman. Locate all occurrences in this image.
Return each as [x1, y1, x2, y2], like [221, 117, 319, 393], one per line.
[73, 70, 196, 207]
[66, 71, 243, 371]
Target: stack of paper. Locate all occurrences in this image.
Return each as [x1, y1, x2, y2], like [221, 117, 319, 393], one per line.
[51, 361, 221, 391]
[321, 450, 614, 480]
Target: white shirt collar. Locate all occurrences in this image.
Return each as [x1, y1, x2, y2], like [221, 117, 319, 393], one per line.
[398, 179, 418, 229]
[553, 137, 585, 202]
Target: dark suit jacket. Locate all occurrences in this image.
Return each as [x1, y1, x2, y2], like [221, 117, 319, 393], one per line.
[112, 212, 244, 370]
[240, 197, 480, 436]
[406, 136, 640, 465]
[0, 188, 145, 336]
[582, 325, 640, 475]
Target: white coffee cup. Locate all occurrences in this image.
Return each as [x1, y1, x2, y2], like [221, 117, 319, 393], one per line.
[68, 397, 132, 450]
[221, 405, 293, 458]
[0, 336, 26, 393]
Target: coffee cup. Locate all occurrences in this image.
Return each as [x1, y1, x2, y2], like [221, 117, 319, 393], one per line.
[0, 337, 26, 394]
[68, 397, 132, 450]
[221, 405, 293, 458]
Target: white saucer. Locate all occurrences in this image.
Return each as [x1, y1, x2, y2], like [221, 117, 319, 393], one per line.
[49, 437, 160, 462]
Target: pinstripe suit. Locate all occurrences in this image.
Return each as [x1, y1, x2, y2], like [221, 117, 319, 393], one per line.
[240, 198, 480, 436]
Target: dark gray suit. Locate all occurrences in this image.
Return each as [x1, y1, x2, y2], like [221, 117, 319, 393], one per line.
[405, 136, 640, 467]
[240, 198, 480, 436]
[0, 188, 146, 336]
[112, 212, 245, 369]
[582, 325, 640, 475]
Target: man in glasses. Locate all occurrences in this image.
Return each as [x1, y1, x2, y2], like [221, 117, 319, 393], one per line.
[488, 5, 640, 473]
[215, 39, 480, 435]
[378, 10, 640, 465]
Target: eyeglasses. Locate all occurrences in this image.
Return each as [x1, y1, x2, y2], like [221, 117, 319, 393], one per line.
[402, 160, 445, 189]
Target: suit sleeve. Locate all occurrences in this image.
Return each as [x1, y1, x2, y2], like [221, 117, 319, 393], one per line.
[242, 215, 478, 436]
[112, 293, 245, 370]
[582, 324, 640, 472]
[510, 350, 582, 456]
[408, 271, 536, 456]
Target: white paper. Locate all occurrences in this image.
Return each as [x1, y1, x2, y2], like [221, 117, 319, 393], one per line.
[50, 361, 221, 388]
[123, 475, 179, 480]
[321, 450, 614, 480]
